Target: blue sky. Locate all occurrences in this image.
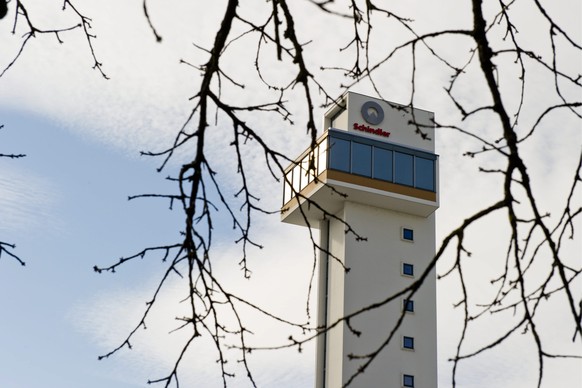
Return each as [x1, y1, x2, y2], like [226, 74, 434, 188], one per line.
[1, 1, 581, 387]
[0, 111, 180, 387]
[0, 111, 316, 387]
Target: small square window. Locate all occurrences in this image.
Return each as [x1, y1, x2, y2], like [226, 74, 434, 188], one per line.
[403, 299, 415, 313]
[403, 336, 414, 350]
[402, 228, 414, 241]
[402, 263, 414, 277]
[403, 374, 415, 387]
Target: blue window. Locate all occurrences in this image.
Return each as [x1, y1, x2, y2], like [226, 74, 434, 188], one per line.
[415, 156, 434, 191]
[394, 152, 413, 186]
[373, 147, 393, 181]
[402, 263, 414, 277]
[403, 336, 414, 349]
[324, 131, 437, 192]
[403, 374, 415, 387]
[329, 138, 350, 172]
[404, 299, 414, 312]
[402, 228, 414, 241]
[352, 142, 372, 177]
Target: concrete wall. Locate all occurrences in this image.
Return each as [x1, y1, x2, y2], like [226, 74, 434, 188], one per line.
[324, 91, 435, 153]
[321, 201, 437, 387]
[324, 212, 347, 388]
[311, 92, 438, 387]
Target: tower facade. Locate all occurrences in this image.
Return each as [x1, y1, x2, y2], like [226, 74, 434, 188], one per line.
[281, 92, 438, 388]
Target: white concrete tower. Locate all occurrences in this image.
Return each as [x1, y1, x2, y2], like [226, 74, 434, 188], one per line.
[281, 92, 439, 388]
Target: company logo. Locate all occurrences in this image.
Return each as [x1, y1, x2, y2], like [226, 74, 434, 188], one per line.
[361, 101, 384, 125]
[353, 123, 391, 137]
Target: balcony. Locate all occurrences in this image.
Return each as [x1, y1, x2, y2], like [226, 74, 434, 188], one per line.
[281, 129, 439, 226]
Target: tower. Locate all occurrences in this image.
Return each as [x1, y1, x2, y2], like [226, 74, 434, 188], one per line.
[281, 92, 439, 387]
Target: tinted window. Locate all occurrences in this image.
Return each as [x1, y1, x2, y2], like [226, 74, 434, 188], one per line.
[415, 157, 434, 191]
[402, 228, 414, 241]
[352, 142, 372, 177]
[402, 263, 414, 276]
[373, 147, 392, 181]
[403, 375, 415, 387]
[394, 152, 413, 186]
[403, 336, 414, 349]
[404, 299, 414, 312]
[329, 138, 350, 172]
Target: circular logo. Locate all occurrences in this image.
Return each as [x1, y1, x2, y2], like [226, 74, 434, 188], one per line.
[361, 101, 384, 125]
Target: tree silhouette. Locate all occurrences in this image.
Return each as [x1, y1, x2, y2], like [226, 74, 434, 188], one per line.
[1, 1, 580, 387]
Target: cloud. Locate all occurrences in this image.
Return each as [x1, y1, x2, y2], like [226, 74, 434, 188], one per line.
[69, 223, 318, 387]
[0, 165, 60, 233]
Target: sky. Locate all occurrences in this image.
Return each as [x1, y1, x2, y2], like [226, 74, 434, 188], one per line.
[0, 1, 581, 387]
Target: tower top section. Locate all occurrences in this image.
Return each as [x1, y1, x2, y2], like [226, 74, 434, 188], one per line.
[324, 91, 435, 153]
[281, 92, 438, 226]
